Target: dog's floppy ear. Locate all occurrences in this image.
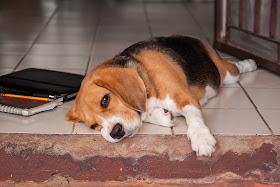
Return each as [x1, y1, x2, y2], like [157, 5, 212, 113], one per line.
[66, 100, 102, 131]
[94, 67, 146, 112]
[66, 101, 81, 122]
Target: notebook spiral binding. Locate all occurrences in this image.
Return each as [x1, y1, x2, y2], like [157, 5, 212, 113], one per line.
[0, 104, 25, 115]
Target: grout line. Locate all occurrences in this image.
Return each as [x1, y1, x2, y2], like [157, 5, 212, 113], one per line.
[12, 7, 59, 72]
[84, 4, 102, 75]
[143, 0, 153, 37]
[238, 82, 275, 136]
[71, 123, 76, 134]
[171, 127, 174, 135]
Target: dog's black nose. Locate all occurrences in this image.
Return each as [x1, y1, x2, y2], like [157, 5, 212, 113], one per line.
[110, 123, 125, 139]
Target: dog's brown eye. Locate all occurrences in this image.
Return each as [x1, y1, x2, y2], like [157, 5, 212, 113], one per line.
[101, 94, 110, 108]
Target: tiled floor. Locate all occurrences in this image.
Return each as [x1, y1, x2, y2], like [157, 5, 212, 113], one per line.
[0, 0, 280, 136]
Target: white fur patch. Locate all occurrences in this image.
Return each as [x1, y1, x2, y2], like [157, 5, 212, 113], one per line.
[146, 94, 182, 116]
[223, 71, 240, 85]
[99, 115, 141, 143]
[199, 86, 217, 106]
[142, 94, 180, 127]
[182, 105, 216, 156]
[236, 59, 257, 74]
[144, 107, 175, 127]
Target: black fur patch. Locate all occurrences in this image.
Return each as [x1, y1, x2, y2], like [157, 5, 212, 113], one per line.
[120, 36, 221, 89]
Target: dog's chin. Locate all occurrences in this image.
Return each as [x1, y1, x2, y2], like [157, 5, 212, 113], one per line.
[100, 122, 142, 143]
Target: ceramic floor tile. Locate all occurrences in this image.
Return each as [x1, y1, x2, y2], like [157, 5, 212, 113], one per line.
[18, 55, 89, 70]
[173, 109, 270, 135]
[0, 107, 73, 134]
[61, 100, 75, 109]
[240, 68, 280, 89]
[221, 83, 240, 88]
[43, 25, 96, 35]
[0, 15, 49, 25]
[0, 68, 13, 76]
[137, 122, 172, 135]
[171, 117, 188, 135]
[99, 18, 147, 28]
[54, 12, 98, 19]
[92, 42, 131, 57]
[149, 17, 197, 28]
[151, 26, 203, 37]
[217, 51, 240, 61]
[95, 27, 150, 44]
[148, 14, 201, 36]
[219, 56, 240, 63]
[87, 56, 110, 74]
[2, 3, 56, 17]
[48, 18, 98, 27]
[37, 32, 94, 44]
[0, 23, 43, 32]
[29, 43, 92, 55]
[73, 122, 101, 134]
[100, 2, 144, 15]
[0, 55, 23, 68]
[202, 108, 271, 135]
[184, 2, 214, 34]
[146, 3, 189, 15]
[0, 42, 31, 54]
[259, 109, 280, 135]
[0, 31, 39, 42]
[245, 88, 280, 109]
[202, 87, 254, 109]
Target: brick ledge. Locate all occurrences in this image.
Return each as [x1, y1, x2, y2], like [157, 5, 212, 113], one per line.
[0, 134, 279, 185]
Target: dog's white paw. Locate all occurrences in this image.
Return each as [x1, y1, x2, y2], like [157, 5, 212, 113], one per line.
[145, 107, 175, 127]
[187, 127, 216, 156]
[237, 59, 257, 73]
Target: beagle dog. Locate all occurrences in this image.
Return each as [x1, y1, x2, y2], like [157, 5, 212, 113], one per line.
[66, 35, 257, 156]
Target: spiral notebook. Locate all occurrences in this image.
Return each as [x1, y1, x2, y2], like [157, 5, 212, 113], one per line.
[0, 68, 84, 116]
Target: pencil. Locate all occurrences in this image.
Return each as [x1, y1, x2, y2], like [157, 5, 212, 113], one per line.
[3, 91, 56, 99]
[0, 93, 54, 102]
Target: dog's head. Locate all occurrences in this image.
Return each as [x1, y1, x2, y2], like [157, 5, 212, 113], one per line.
[66, 66, 146, 142]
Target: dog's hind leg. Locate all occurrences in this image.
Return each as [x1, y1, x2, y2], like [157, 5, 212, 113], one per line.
[236, 59, 257, 74]
[203, 44, 257, 86]
[222, 59, 257, 85]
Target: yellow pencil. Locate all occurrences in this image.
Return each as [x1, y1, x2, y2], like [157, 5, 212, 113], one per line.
[0, 93, 54, 102]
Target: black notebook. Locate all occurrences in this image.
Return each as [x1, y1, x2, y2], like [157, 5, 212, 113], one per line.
[0, 68, 84, 116]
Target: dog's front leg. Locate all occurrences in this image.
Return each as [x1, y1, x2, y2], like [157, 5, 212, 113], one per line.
[142, 107, 175, 127]
[182, 104, 216, 156]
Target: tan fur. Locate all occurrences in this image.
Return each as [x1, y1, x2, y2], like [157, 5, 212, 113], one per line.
[202, 42, 239, 85]
[132, 50, 200, 110]
[66, 67, 144, 130]
[189, 86, 207, 103]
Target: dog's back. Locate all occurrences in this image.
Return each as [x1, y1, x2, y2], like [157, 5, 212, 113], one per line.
[121, 36, 221, 90]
